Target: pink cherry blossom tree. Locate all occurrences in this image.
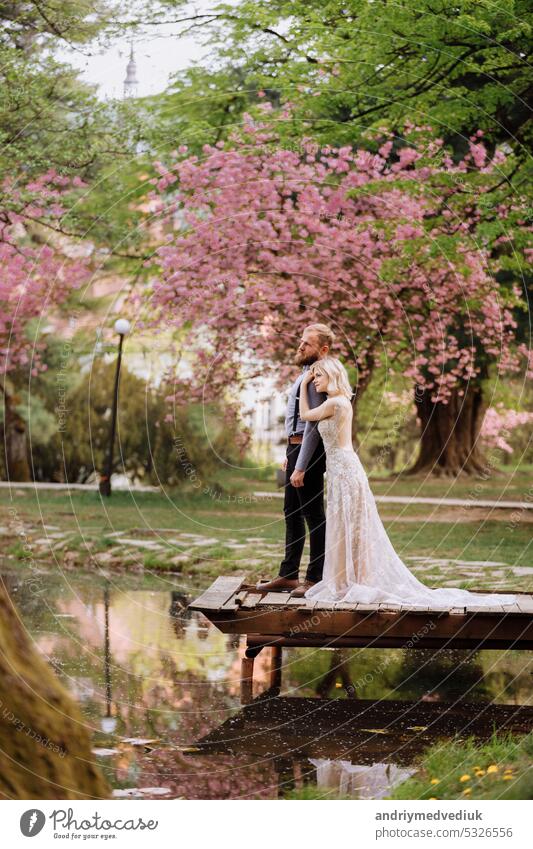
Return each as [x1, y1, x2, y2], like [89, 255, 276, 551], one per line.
[141, 117, 530, 477]
[480, 405, 533, 455]
[1, 171, 90, 480]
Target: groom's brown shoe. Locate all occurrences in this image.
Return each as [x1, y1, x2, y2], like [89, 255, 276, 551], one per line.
[255, 576, 299, 592]
[290, 580, 317, 598]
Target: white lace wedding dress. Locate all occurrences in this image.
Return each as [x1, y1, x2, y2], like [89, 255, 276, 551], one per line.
[305, 397, 517, 608]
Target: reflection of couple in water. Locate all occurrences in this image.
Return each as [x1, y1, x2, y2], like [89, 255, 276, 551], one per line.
[257, 324, 516, 609]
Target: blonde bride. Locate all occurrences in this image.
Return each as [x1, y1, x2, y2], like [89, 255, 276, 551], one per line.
[298, 357, 517, 608]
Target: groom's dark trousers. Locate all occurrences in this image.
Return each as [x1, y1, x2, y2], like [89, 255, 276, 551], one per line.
[278, 440, 326, 584]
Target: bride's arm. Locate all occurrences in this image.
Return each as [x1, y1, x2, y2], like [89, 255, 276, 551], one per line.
[300, 374, 335, 421]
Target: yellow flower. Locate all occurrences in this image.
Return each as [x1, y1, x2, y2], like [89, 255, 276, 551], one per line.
[462, 788, 472, 795]
[486, 765, 499, 774]
[430, 778, 440, 785]
[459, 774, 471, 782]
[428, 797, 438, 800]
[503, 775, 514, 781]
[474, 769, 485, 776]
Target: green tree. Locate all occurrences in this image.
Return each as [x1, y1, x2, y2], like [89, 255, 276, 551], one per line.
[157, 0, 531, 155]
[24, 357, 246, 485]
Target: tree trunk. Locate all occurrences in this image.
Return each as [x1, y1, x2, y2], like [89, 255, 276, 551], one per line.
[0, 583, 110, 799]
[407, 382, 490, 477]
[2, 386, 31, 481]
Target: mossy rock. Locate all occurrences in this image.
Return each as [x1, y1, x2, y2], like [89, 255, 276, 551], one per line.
[0, 584, 109, 799]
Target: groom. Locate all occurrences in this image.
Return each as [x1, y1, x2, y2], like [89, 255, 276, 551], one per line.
[257, 323, 334, 597]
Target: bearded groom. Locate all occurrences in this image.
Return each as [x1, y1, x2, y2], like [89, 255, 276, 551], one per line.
[257, 323, 334, 598]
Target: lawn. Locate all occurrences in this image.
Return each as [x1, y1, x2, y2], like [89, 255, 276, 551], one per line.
[0, 468, 531, 592]
[389, 730, 533, 801]
[284, 731, 533, 800]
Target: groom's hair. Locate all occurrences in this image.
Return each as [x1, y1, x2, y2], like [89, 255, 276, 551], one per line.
[304, 323, 335, 350]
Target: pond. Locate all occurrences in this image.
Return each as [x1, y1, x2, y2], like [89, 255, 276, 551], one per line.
[4, 569, 532, 800]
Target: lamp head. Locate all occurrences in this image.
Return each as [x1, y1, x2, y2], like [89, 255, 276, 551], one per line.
[114, 318, 131, 336]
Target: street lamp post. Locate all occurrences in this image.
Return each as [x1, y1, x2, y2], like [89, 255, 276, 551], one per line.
[99, 318, 130, 496]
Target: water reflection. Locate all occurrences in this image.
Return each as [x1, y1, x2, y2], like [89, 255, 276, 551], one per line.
[4, 570, 533, 799]
[310, 761, 413, 800]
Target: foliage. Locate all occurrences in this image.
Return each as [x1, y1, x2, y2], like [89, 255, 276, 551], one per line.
[144, 116, 529, 409]
[480, 403, 533, 454]
[0, 0, 118, 177]
[27, 358, 248, 484]
[356, 371, 419, 469]
[390, 730, 533, 800]
[0, 1, 157, 265]
[155, 0, 532, 158]
[0, 172, 92, 383]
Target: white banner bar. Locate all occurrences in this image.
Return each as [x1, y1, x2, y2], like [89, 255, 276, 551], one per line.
[2, 799, 530, 848]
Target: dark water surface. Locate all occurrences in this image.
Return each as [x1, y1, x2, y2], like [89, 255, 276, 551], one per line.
[4, 570, 532, 799]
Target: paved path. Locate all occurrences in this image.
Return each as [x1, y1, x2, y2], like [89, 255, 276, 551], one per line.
[0, 481, 159, 493]
[1, 481, 530, 510]
[253, 491, 533, 510]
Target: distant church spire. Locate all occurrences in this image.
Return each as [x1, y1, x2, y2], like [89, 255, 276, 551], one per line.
[123, 42, 139, 98]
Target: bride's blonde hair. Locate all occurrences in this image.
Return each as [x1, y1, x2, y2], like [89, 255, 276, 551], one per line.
[311, 357, 353, 399]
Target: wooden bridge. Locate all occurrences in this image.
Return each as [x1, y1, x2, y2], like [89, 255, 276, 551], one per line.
[189, 577, 533, 704]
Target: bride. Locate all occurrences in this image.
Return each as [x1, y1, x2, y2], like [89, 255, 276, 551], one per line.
[298, 357, 517, 608]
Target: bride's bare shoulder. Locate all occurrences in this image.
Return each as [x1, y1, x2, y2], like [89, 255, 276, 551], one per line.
[330, 396, 352, 416]
[334, 396, 352, 409]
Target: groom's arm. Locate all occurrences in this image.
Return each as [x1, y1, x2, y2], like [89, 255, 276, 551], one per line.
[294, 381, 327, 474]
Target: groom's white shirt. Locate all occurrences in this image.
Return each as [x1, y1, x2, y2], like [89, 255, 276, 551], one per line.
[285, 366, 327, 472]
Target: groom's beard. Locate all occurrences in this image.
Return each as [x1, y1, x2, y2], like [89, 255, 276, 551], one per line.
[295, 352, 319, 366]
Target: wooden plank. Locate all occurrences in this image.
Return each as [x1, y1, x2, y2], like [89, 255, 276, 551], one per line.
[286, 597, 309, 607]
[240, 657, 254, 705]
[240, 592, 263, 610]
[517, 597, 533, 614]
[243, 632, 533, 650]
[399, 604, 430, 613]
[333, 602, 361, 611]
[221, 590, 248, 611]
[189, 576, 245, 611]
[208, 614, 533, 649]
[306, 599, 332, 612]
[465, 604, 506, 614]
[352, 603, 382, 617]
[258, 593, 292, 607]
[191, 575, 533, 653]
[216, 607, 533, 642]
[378, 602, 403, 613]
[498, 603, 523, 614]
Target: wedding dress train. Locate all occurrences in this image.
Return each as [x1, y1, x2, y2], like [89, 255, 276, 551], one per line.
[305, 398, 517, 608]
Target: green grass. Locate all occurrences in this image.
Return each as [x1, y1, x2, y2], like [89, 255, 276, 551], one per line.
[0, 471, 531, 590]
[282, 731, 533, 800]
[389, 730, 533, 800]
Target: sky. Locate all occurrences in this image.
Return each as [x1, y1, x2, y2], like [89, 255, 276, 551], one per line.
[61, 18, 210, 100]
